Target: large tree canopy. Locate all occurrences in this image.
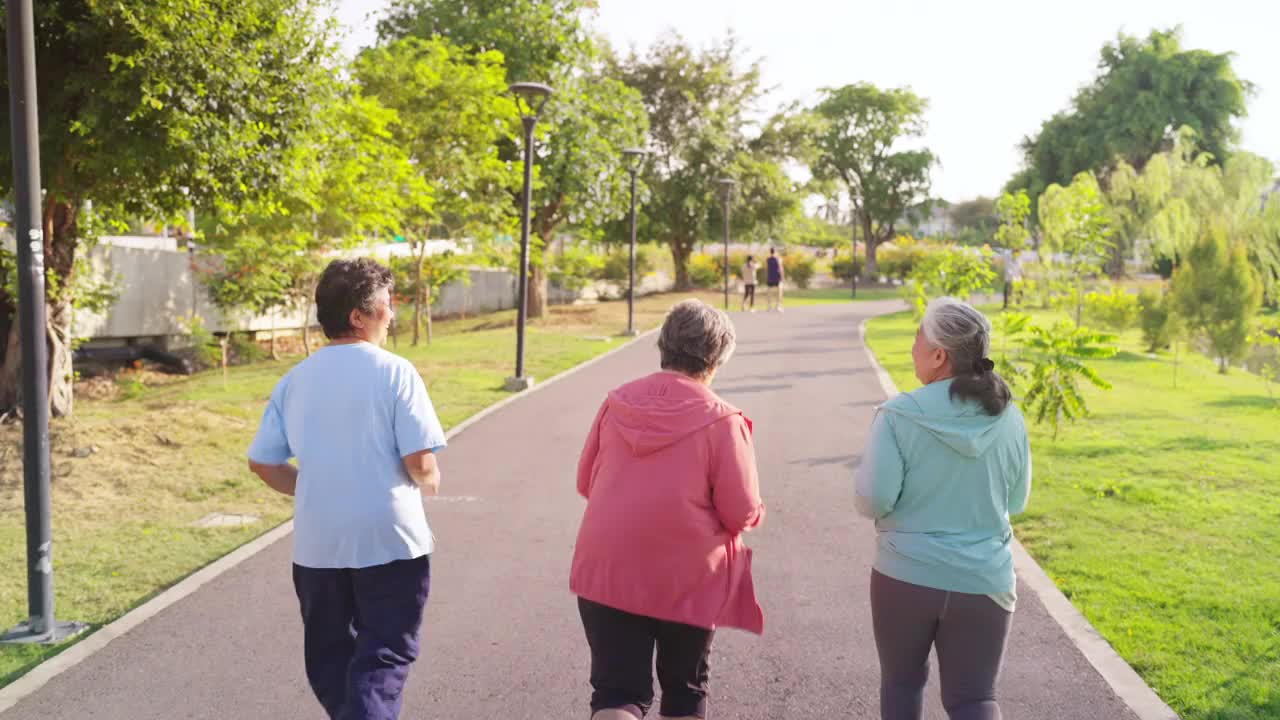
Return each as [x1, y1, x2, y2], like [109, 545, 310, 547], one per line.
[611, 32, 803, 289]
[0, 0, 337, 415]
[378, 0, 647, 317]
[1009, 27, 1251, 218]
[808, 82, 936, 280]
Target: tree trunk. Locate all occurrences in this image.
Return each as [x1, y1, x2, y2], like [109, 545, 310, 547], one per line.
[528, 264, 548, 319]
[528, 225, 554, 320]
[0, 318, 21, 409]
[425, 285, 433, 344]
[412, 242, 424, 347]
[670, 239, 693, 290]
[861, 212, 879, 282]
[302, 303, 312, 357]
[45, 200, 78, 417]
[269, 310, 279, 361]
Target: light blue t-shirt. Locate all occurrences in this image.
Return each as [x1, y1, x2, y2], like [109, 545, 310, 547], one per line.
[854, 379, 1031, 611]
[248, 342, 447, 569]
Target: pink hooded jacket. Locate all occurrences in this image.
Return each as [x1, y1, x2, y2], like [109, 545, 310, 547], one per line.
[570, 371, 766, 634]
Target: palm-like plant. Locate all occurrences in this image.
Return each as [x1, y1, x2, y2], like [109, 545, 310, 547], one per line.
[1021, 321, 1117, 439]
[991, 311, 1031, 388]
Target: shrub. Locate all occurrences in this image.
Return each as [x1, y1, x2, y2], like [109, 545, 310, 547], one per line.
[1084, 285, 1140, 332]
[229, 332, 264, 364]
[180, 313, 222, 369]
[1171, 225, 1262, 373]
[831, 251, 864, 283]
[688, 253, 724, 288]
[1137, 289, 1175, 351]
[551, 245, 604, 292]
[600, 246, 656, 282]
[783, 253, 817, 289]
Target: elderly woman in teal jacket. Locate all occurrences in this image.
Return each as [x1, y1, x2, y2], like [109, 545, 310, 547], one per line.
[855, 297, 1032, 720]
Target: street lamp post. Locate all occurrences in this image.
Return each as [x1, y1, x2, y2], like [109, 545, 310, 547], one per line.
[505, 82, 553, 393]
[1, 0, 85, 645]
[621, 148, 648, 336]
[718, 179, 736, 311]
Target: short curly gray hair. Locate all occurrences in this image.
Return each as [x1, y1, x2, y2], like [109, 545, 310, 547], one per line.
[658, 299, 736, 377]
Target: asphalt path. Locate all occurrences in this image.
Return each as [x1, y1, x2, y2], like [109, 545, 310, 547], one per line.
[2, 302, 1138, 719]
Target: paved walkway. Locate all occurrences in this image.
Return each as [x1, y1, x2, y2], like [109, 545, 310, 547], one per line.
[1, 302, 1139, 719]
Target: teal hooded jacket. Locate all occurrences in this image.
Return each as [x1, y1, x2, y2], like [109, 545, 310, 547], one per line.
[855, 378, 1032, 602]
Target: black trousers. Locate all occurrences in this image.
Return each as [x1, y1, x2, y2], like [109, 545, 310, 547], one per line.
[292, 555, 431, 720]
[742, 284, 756, 307]
[578, 597, 716, 718]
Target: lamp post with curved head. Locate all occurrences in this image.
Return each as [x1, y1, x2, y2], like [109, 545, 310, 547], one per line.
[621, 147, 648, 336]
[718, 178, 736, 311]
[505, 82, 553, 393]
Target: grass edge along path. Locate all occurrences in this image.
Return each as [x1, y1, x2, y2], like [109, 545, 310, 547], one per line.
[865, 307, 1280, 720]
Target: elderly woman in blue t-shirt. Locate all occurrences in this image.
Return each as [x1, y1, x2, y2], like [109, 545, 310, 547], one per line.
[248, 258, 447, 720]
[855, 297, 1032, 720]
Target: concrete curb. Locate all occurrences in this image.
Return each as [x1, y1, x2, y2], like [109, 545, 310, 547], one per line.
[857, 318, 1179, 720]
[0, 326, 661, 713]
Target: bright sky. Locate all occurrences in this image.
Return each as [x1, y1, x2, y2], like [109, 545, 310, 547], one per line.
[335, 0, 1280, 203]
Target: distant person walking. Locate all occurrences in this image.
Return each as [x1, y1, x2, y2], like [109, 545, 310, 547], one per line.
[248, 258, 447, 720]
[571, 299, 766, 720]
[765, 247, 784, 312]
[741, 255, 759, 312]
[854, 297, 1031, 720]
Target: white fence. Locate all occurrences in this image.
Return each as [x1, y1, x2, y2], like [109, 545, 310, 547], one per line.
[72, 244, 675, 345]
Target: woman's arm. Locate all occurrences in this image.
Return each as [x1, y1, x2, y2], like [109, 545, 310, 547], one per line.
[403, 449, 440, 496]
[709, 415, 766, 533]
[1009, 429, 1032, 516]
[248, 460, 298, 497]
[854, 410, 905, 519]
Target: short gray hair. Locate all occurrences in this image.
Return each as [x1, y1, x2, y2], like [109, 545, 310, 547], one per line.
[658, 299, 736, 377]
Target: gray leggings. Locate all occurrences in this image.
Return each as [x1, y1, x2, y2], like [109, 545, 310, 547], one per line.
[869, 570, 1012, 720]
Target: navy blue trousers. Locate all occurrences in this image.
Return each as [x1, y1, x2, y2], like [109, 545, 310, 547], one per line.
[292, 555, 431, 720]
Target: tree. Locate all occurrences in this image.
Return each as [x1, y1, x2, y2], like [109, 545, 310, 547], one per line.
[379, 0, 648, 318]
[950, 196, 998, 245]
[1039, 172, 1114, 327]
[390, 250, 469, 344]
[1247, 318, 1280, 404]
[0, 0, 336, 415]
[1115, 129, 1280, 304]
[200, 235, 302, 362]
[1008, 27, 1252, 219]
[809, 83, 937, 281]
[201, 77, 427, 356]
[905, 245, 997, 319]
[1171, 223, 1262, 373]
[1021, 322, 1117, 440]
[354, 37, 517, 342]
[612, 33, 802, 289]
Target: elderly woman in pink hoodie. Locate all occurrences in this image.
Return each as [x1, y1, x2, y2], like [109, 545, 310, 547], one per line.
[570, 299, 766, 720]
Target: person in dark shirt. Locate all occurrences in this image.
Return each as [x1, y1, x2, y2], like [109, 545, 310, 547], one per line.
[765, 247, 784, 312]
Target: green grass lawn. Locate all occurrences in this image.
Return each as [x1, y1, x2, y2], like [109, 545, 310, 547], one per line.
[866, 308, 1280, 720]
[0, 289, 726, 687]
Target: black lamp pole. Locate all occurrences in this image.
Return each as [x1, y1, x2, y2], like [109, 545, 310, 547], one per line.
[505, 82, 553, 393]
[1, 0, 85, 645]
[718, 179, 736, 311]
[621, 148, 647, 336]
